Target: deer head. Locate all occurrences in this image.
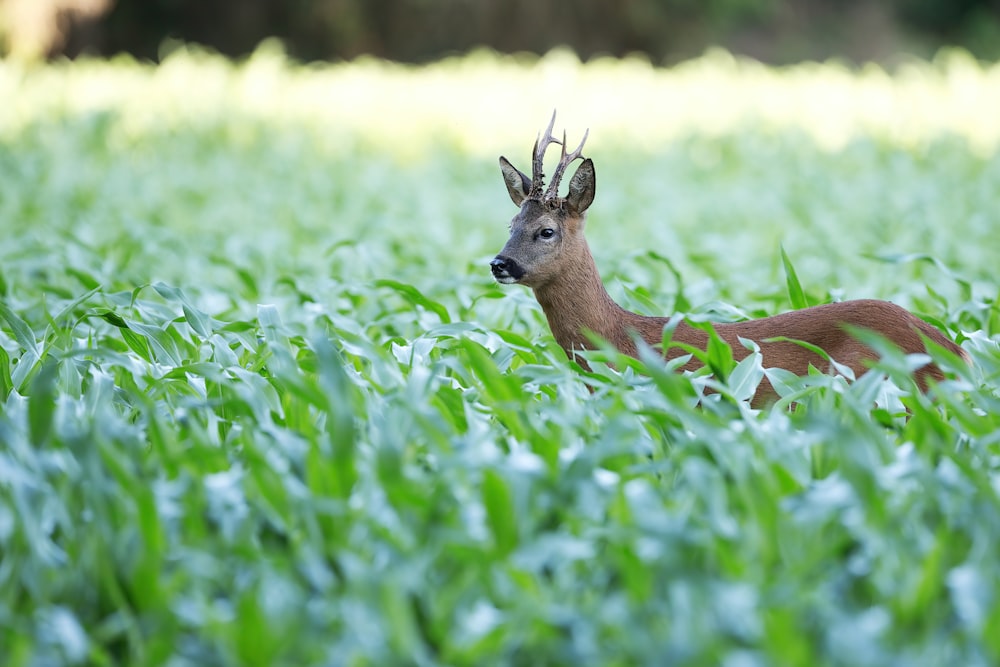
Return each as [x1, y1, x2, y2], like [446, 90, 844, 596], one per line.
[491, 112, 596, 289]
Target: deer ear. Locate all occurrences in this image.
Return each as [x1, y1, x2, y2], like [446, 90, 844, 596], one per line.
[567, 158, 595, 214]
[499, 156, 531, 206]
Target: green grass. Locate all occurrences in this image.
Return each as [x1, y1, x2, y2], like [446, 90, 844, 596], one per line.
[1, 46, 1000, 665]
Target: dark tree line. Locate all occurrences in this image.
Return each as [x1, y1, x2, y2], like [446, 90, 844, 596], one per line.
[9, 0, 1000, 63]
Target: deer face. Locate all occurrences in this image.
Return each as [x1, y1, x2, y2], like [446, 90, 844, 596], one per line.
[492, 136, 595, 289]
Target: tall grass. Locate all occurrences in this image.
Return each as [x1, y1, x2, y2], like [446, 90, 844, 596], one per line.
[1, 46, 999, 665]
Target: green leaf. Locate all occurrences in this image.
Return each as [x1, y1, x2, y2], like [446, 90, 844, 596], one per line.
[96, 309, 154, 361]
[762, 335, 856, 380]
[688, 320, 736, 383]
[459, 338, 518, 404]
[129, 321, 182, 366]
[122, 329, 153, 361]
[95, 308, 129, 329]
[0, 300, 40, 358]
[313, 333, 358, 499]
[727, 342, 765, 402]
[28, 357, 59, 447]
[0, 345, 12, 400]
[780, 245, 808, 309]
[65, 267, 101, 290]
[482, 469, 517, 555]
[375, 279, 451, 323]
[50, 287, 100, 325]
[153, 282, 214, 338]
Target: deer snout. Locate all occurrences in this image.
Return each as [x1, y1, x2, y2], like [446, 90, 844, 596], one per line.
[490, 255, 523, 284]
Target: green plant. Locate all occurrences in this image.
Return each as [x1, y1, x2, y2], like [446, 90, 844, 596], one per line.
[1, 48, 998, 665]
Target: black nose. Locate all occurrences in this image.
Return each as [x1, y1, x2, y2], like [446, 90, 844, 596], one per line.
[491, 255, 524, 281]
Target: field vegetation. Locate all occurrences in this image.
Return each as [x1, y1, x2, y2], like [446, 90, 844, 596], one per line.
[1, 46, 1000, 665]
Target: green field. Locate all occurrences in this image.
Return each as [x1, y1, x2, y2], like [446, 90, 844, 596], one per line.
[2, 46, 1000, 665]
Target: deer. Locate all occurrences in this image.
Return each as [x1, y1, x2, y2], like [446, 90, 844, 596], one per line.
[489, 112, 968, 405]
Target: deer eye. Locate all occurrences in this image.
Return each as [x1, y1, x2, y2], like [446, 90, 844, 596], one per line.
[539, 228, 555, 239]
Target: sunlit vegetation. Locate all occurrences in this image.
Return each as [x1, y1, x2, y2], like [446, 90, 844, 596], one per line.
[1, 47, 999, 665]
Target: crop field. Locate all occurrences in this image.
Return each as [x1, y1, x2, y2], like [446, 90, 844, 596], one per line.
[2, 45, 1000, 665]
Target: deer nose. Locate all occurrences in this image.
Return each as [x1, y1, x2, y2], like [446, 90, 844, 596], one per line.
[491, 255, 523, 282]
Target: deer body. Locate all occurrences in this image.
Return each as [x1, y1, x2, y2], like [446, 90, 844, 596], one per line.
[491, 114, 965, 402]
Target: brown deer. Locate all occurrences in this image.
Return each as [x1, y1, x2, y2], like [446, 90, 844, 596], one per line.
[490, 113, 967, 404]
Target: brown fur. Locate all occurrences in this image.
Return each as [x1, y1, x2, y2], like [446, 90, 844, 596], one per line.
[493, 122, 967, 405]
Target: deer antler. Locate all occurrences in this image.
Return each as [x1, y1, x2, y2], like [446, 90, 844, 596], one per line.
[531, 110, 562, 198]
[544, 127, 589, 201]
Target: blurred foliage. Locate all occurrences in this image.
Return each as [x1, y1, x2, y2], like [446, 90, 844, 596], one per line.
[2, 0, 1000, 63]
[1, 50, 1000, 664]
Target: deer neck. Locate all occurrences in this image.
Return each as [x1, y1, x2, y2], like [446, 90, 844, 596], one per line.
[533, 245, 644, 356]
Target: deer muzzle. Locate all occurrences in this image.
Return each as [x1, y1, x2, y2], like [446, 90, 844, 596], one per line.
[490, 255, 524, 284]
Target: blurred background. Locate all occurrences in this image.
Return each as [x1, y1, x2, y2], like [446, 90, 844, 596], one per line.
[2, 0, 999, 64]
